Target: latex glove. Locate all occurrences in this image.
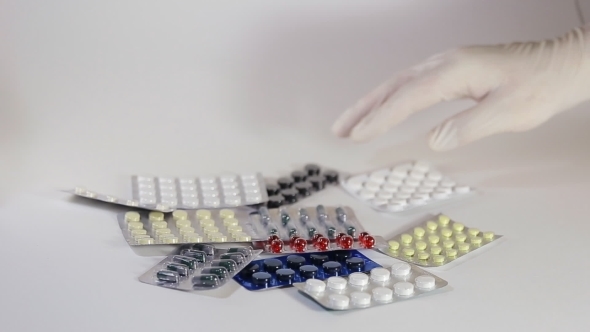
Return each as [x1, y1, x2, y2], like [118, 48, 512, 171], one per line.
[332, 24, 590, 151]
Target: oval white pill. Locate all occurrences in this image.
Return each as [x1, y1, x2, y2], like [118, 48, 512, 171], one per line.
[305, 279, 326, 293]
[369, 171, 389, 183]
[386, 177, 403, 186]
[391, 169, 408, 179]
[348, 273, 369, 287]
[381, 183, 398, 193]
[377, 190, 394, 199]
[372, 287, 393, 303]
[358, 189, 376, 200]
[417, 187, 434, 194]
[404, 178, 421, 187]
[364, 181, 381, 192]
[391, 262, 412, 276]
[327, 276, 348, 290]
[421, 180, 439, 188]
[427, 171, 442, 181]
[409, 171, 426, 180]
[415, 275, 436, 290]
[328, 294, 350, 309]
[399, 186, 416, 194]
[350, 292, 372, 307]
[394, 282, 415, 296]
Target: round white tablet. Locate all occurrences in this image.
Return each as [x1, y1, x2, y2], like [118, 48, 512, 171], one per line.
[391, 262, 411, 276]
[327, 276, 348, 290]
[372, 287, 393, 303]
[305, 279, 326, 293]
[370, 268, 391, 282]
[415, 275, 436, 290]
[394, 282, 415, 296]
[350, 292, 372, 308]
[348, 273, 369, 287]
[328, 294, 350, 309]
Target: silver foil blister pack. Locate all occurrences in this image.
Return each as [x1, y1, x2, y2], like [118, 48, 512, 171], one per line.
[138, 244, 262, 291]
[67, 187, 175, 212]
[293, 262, 449, 311]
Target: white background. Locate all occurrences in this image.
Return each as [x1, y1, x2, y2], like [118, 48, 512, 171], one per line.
[2, 1, 590, 331]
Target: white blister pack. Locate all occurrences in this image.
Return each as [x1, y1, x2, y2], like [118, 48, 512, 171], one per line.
[67, 187, 174, 212]
[293, 262, 449, 311]
[132, 173, 268, 209]
[340, 161, 474, 215]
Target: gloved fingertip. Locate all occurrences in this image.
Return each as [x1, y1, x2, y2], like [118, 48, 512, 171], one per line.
[428, 121, 459, 151]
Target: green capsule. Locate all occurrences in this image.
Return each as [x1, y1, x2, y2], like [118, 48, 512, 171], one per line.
[289, 228, 298, 237]
[172, 255, 199, 270]
[327, 227, 337, 239]
[212, 259, 238, 273]
[347, 226, 356, 237]
[219, 253, 246, 266]
[179, 249, 207, 263]
[308, 227, 317, 238]
[192, 274, 221, 289]
[227, 247, 253, 259]
[201, 267, 229, 281]
[269, 228, 278, 235]
[281, 212, 291, 226]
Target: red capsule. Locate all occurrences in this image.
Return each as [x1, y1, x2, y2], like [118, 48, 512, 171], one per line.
[361, 235, 376, 249]
[335, 232, 346, 245]
[270, 239, 284, 253]
[289, 236, 300, 248]
[358, 232, 369, 242]
[292, 238, 307, 253]
[338, 235, 354, 249]
[311, 233, 323, 244]
[314, 237, 330, 251]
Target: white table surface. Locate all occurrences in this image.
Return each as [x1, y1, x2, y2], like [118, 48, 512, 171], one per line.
[2, 1, 590, 331]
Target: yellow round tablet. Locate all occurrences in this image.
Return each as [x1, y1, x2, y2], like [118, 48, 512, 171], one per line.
[428, 235, 440, 244]
[176, 219, 191, 229]
[415, 241, 427, 251]
[430, 245, 442, 255]
[401, 234, 413, 244]
[203, 226, 219, 235]
[470, 236, 483, 245]
[417, 252, 430, 260]
[219, 209, 235, 219]
[414, 227, 426, 238]
[223, 217, 239, 227]
[131, 229, 147, 236]
[233, 232, 252, 241]
[184, 234, 203, 243]
[426, 221, 438, 231]
[162, 237, 179, 244]
[210, 232, 227, 242]
[388, 240, 400, 250]
[158, 233, 175, 240]
[196, 209, 211, 220]
[148, 212, 164, 222]
[151, 221, 168, 230]
[403, 247, 415, 257]
[133, 234, 150, 240]
[445, 248, 458, 257]
[199, 219, 215, 228]
[137, 237, 154, 245]
[438, 215, 450, 225]
[440, 228, 453, 238]
[179, 227, 195, 236]
[172, 210, 188, 221]
[125, 211, 141, 222]
[468, 228, 480, 237]
[127, 221, 144, 231]
[432, 255, 445, 263]
[458, 242, 470, 251]
[154, 228, 171, 236]
[455, 233, 467, 242]
[227, 225, 242, 234]
[452, 222, 465, 232]
[442, 240, 455, 249]
[483, 231, 495, 240]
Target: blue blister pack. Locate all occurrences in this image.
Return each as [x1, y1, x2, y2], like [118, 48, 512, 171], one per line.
[233, 250, 381, 291]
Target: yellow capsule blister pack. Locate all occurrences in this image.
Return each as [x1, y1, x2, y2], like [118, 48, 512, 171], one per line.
[377, 214, 502, 268]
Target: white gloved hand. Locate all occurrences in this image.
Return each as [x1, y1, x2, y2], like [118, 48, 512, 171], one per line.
[332, 24, 590, 151]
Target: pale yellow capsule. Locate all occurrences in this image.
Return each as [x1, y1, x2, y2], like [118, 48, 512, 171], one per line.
[219, 209, 235, 219]
[470, 236, 483, 245]
[176, 219, 191, 229]
[426, 221, 438, 231]
[223, 217, 239, 227]
[158, 233, 175, 241]
[403, 247, 415, 257]
[440, 228, 453, 238]
[127, 221, 144, 231]
[199, 219, 215, 228]
[438, 215, 450, 225]
[227, 225, 243, 234]
[137, 237, 154, 245]
[209, 232, 227, 242]
[445, 249, 458, 257]
[151, 221, 168, 230]
[417, 252, 430, 260]
[483, 231, 495, 240]
[133, 234, 151, 240]
[430, 245, 442, 255]
[458, 242, 471, 251]
[428, 235, 440, 244]
[468, 228, 480, 237]
[148, 211, 164, 222]
[172, 210, 188, 221]
[414, 227, 426, 238]
[388, 240, 400, 250]
[125, 211, 141, 222]
[432, 255, 445, 263]
[455, 233, 467, 242]
[154, 228, 172, 237]
[415, 241, 427, 251]
[162, 237, 179, 244]
[442, 240, 455, 249]
[184, 234, 203, 243]
[179, 227, 196, 236]
[131, 229, 147, 236]
[203, 226, 219, 235]
[196, 209, 211, 220]
[452, 223, 465, 232]
[401, 234, 413, 244]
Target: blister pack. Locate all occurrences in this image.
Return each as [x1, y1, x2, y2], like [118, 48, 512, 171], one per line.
[340, 161, 474, 214]
[138, 244, 262, 291]
[68, 187, 174, 212]
[243, 205, 377, 253]
[265, 164, 340, 208]
[234, 250, 381, 291]
[132, 173, 268, 209]
[377, 214, 502, 268]
[118, 208, 262, 245]
[293, 261, 448, 311]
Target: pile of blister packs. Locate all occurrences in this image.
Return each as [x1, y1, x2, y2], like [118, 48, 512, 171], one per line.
[70, 161, 502, 311]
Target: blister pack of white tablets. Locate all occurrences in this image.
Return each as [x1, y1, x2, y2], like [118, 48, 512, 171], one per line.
[293, 262, 448, 311]
[377, 214, 502, 268]
[132, 173, 268, 209]
[139, 244, 262, 291]
[67, 187, 174, 212]
[119, 209, 262, 245]
[340, 161, 474, 214]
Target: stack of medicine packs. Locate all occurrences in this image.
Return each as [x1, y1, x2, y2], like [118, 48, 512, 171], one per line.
[70, 161, 501, 311]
